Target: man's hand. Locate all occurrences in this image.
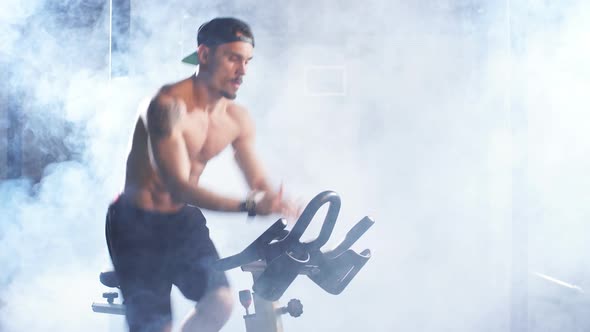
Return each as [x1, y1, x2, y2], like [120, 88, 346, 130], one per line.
[254, 185, 301, 221]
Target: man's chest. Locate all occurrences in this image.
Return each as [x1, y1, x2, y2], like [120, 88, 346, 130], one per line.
[183, 112, 240, 162]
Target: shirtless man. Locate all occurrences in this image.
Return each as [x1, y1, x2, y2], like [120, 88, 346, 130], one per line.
[106, 17, 296, 332]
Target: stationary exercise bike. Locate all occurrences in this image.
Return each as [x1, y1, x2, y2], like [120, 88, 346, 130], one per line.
[92, 191, 374, 332]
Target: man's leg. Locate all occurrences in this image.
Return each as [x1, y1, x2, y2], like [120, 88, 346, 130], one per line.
[180, 286, 234, 332]
[107, 196, 174, 332]
[122, 286, 173, 332]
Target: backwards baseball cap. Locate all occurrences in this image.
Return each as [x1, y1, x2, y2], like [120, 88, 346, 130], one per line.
[181, 17, 255, 66]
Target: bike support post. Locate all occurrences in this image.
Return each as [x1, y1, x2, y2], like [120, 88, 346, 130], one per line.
[241, 262, 286, 332]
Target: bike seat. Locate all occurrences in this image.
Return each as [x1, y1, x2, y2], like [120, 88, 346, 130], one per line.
[100, 271, 119, 288]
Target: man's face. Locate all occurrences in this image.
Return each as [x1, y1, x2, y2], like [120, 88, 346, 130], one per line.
[207, 41, 254, 100]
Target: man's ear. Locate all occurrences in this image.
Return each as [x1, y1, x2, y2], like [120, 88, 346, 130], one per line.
[198, 44, 210, 65]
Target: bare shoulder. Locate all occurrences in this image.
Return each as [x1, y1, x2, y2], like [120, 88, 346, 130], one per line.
[146, 87, 187, 139]
[227, 102, 254, 129]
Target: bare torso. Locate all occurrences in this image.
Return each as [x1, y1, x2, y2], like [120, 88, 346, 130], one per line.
[123, 76, 243, 212]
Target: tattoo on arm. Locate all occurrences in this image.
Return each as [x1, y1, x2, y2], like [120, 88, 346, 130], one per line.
[147, 95, 182, 139]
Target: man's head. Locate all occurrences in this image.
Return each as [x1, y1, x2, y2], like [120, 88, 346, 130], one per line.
[182, 17, 255, 100]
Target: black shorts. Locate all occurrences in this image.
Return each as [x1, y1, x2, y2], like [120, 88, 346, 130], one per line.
[106, 194, 229, 331]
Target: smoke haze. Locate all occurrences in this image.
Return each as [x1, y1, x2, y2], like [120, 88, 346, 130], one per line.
[1, 0, 589, 331]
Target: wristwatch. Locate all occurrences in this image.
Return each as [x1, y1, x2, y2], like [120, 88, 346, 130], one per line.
[239, 191, 265, 217]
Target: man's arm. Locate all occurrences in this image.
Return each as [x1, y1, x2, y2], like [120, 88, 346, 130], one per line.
[231, 106, 272, 192]
[231, 106, 300, 217]
[147, 93, 243, 212]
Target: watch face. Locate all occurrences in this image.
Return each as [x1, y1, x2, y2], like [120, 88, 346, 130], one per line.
[252, 191, 266, 203]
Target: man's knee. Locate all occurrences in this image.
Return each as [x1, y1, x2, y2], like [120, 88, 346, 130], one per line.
[199, 287, 234, 323]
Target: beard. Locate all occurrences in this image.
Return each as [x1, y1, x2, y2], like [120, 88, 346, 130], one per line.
[221, 89, 237, 100]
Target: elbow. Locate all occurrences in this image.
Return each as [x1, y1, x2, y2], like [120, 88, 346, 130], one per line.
[166, 179, 192, 203]
[251, 178, 269, 191]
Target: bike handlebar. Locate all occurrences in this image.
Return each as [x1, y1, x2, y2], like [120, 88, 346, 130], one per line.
[214, 190, 374, 301]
